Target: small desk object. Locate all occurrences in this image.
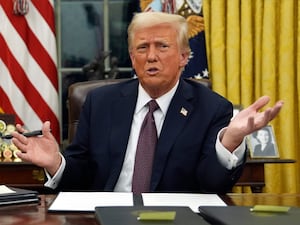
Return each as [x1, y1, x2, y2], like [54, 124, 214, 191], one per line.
[0, 160, 45, 191]
[235, 158, 296, 193]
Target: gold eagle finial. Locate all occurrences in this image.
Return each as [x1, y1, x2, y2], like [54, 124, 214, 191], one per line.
[139, 0, 205, 39]
[186, 15, 205, 39]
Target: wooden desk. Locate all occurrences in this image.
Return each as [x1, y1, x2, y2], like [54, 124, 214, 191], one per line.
[0, 194, 299, 225]
[235, 158, 296, 193]
[0, 161, 46, 192]
[0, 195, 97, 225]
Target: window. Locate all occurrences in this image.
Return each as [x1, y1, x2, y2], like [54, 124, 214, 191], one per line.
[56, 0, 137, 140]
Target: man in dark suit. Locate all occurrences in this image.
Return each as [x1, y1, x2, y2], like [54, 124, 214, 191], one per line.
[12, 12, 283, 194]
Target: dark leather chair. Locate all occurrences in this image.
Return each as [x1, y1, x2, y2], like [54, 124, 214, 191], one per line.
[67, 78, 211, 143]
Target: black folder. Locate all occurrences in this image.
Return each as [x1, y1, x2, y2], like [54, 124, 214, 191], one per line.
[199, 206, 300, 225]
[95, 206, 210, 225]
[0, 186, 39, 206]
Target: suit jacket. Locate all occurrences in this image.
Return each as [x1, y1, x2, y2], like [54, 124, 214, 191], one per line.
[58, 78, 245, 193]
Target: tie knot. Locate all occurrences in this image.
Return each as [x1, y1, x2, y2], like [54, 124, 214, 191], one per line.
[148, 100, 159, 113]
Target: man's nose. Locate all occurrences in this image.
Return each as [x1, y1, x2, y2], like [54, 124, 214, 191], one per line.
[147, 46, 158, 62]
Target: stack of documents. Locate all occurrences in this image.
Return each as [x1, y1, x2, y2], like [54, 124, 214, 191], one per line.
[0, 185, 39, 206]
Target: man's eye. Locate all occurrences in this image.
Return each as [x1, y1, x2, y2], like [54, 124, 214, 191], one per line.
[137, 46, 147, 52]
[159, 44, 169, 49]
[137, 44, 147, 49]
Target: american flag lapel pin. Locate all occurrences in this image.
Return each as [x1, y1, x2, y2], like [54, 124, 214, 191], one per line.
[180, 107, 188, 116]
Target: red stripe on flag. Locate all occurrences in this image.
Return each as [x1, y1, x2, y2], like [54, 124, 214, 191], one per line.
[0, 35, 60, 141]
[0, 35, 60, 140]
[0, 1, 60, 142]
[31, 0, 56, 34]
[1, 2, 58, 90]
[0, 88, 23, 124]
[0, 35, 48, 118]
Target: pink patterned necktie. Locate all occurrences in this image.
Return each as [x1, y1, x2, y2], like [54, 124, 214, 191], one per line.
[132, 100, 159, 194]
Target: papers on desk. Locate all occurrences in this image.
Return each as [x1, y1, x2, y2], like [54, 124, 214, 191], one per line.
[142, 193, 227, 213]
[0, 185, 16, 194]
[48, 192, 134, 212]
[48, 192, 226, 213]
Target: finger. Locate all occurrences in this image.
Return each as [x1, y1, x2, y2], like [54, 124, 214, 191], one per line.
[15, 151, 30, 162]
[261, 109, 272, 125]
[11, 136, 28, 153]
[249, 96, 270, 111]
[11, 131, 29, 144]
[15, 124, 26, 133]
[42, 121, 50, 132]
[11, 129, 31, 150]
[42, 121, 54, 139]
[246, 116, 255, 131]
[269, 100, 284, 120]
[260, 101, 283, 124]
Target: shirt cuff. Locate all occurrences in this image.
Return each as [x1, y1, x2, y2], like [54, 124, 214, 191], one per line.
[215, 127, 246, 170]
[44, 153, 66, 189]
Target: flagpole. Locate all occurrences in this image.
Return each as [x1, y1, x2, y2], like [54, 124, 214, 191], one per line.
[103, 0, 110, 72]
[55, 0, 63, 144]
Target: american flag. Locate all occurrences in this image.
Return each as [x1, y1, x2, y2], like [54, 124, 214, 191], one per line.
[0, 0, 60, 142]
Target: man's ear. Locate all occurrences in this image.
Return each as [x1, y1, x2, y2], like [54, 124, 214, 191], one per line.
[129, 52, 135, 68]
[129, 51, 135, 68]
[179, 51, 189, 67]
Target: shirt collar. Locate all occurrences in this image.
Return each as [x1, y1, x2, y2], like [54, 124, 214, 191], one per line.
[135, 80, 179, 115]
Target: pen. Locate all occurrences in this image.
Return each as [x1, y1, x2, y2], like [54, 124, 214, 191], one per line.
[0, 130, 44, 139]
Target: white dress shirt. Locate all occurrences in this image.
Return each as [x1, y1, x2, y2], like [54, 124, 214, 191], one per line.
[45, 81, 245, 190]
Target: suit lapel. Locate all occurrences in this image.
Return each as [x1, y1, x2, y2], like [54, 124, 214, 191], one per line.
[151, 79, 195, 190]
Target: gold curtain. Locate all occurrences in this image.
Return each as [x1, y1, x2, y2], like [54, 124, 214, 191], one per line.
[203, 0, 300, 193]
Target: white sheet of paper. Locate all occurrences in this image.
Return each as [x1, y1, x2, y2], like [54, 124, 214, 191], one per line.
[0, 185, 16, 194]
[48, 192, 134, 212]
[142, 193, 227, 213]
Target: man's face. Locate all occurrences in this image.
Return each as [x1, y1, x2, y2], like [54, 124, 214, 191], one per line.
[129, 23, 189, 98]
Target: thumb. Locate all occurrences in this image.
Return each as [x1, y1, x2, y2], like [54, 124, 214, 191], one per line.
[42, 121, 52, 137]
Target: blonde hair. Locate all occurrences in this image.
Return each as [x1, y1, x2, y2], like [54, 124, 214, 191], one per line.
[127, 12, 191, 54]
